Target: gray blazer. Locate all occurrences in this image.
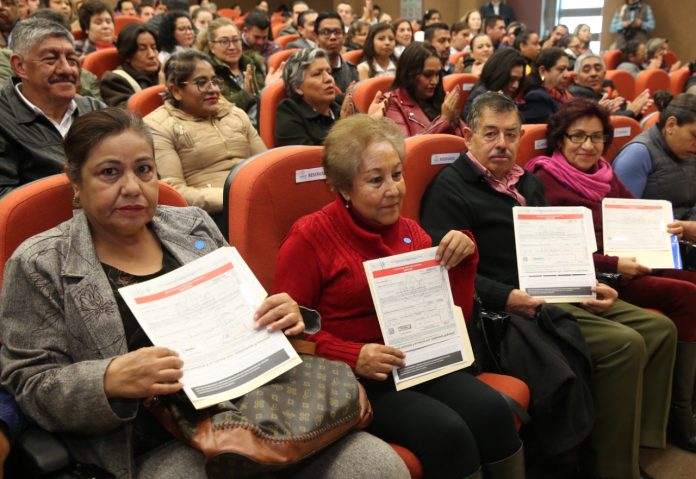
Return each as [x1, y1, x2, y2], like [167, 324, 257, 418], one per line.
[0, 206, 226, 478]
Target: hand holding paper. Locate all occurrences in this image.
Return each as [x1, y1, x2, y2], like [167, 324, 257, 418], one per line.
[355, 344, 406, 381]
[581, 282, 618, 315]
[505, 289, 545, 318]
[104, 346, 184, 399]
[436, 230, 476, 269]
[254, 293, 304, 335]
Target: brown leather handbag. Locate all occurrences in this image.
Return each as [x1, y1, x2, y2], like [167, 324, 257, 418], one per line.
[146, 354, 372, 478]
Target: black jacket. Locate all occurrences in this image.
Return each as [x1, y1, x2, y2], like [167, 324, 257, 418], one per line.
[420, 153, 548, 311]
[480, 2, 516, 25]
[0, 79, 104, 199]
[274, 96, 341, 147]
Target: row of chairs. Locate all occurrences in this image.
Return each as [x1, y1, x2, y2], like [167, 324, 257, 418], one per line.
[603, 48, 679, 71]
[604, 67, 688, 105]
[0, 134, 531, 478]
[72, 14, 142, 41]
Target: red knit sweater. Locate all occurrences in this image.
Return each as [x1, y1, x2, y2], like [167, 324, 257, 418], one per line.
[274, 196, 478, 369]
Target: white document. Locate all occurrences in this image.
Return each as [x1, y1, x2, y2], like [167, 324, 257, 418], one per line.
[363, 248, 474, 391]
[513, 206, 597, 303]
[602, 198, 682, 269]
[119, 247, 301, 409]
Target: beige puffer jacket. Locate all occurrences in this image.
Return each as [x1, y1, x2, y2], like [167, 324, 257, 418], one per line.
[145, 99, 266, 215]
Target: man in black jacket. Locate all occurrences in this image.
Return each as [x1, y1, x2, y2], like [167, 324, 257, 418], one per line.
[0, 17, 103, 199]
[420, 91, 675, 479]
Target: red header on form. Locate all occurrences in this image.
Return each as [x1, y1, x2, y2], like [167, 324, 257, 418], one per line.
[372, 259, 440, 278]
[135, 262, 233, 304]
[605, 204, 661, 210]
[517, 214, 583, 220]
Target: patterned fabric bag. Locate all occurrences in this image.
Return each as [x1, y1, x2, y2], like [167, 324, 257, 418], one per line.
[146, 354, 372, 478]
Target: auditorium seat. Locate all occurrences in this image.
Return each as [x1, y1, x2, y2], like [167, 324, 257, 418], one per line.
[127, 84, 166, 118]
[605, 69, 635, 101]
[258, 79, 287, 148]
[401, 134, 467, 221]
[605, 116, 641, 162]
[352, 76, 394, 113]
[517, 124, 548, 167]
[82, 47, 121, 81]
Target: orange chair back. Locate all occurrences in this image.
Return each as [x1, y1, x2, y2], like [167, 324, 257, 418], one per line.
[342, 49, 363, 65]
[352, 76, 394, 113]
[663, 51, 678, 69]
[517, 124, 548, 167]
[272, 22, 287, 39]
[641, 112, 660, 131]
[605, 69, 635, 101]
[670, 67, 690, 95]
[635, 68, 670, 115]
[275, 33, 299, 49]
[0, 174, 187, 288]
[127, 84, 166, 117]
[268, 48, 298, 73]
[401, 134, 467, 222]
[443, 73, 478, 111]
[224, 146, 332, 290]
[448, 50, 468, 66]
[603, 49, 622, 70]
[605, 116, 641, 162]
[82, 47, 121, 81]
[72, 28, 85, 41]
[217, 7, 239, 20]
[258, 80, 287, 148]
[114, 15, 143, 37]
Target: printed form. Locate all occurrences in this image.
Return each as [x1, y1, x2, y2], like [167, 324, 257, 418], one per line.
[119, 247, 301, 409]
[513, 206, 597, 303]
[364, 248, 474, 391]
[602, 198, 682, 269]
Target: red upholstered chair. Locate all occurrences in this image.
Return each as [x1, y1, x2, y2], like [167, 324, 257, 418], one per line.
[272, 22, 287, 39]
[275, 33, 299, 49]
[342, 49, 363, 65]
[663, 51, 678, 69]
[0, 174, 187, 288]
[258, 80, 287, 148]
[670, 67, 690, 95]
[72, 28, 85, 41]
[603, 49, 623, 70]
[641, 112, 660, 131]
[605, 69, 635, 101]
[268, 48, 299, 72]
[517, 124, 548, 167]
[443, 73, 479, 112]
[605, 116, 641, 162]
[448, 50, 468, 66]
[352, 76, 394, 113]
[114, 15, 142, 37]
[217, 7, 239, 20]
[82, 47, 121, 81]
[401, 134, 467, 221]
[635, 68, 670, 115]
[127, 84, 166, 117]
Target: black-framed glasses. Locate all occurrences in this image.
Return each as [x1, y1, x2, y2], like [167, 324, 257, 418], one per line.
[317, 28, 343, 37]
[211, 37, 242, 48]
[565, 132, 609, 144]
[180, 76, 224, 92]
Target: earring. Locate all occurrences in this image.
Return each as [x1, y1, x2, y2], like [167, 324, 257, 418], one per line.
[72, 196, 81, 208]
[344, 197, 350, 209]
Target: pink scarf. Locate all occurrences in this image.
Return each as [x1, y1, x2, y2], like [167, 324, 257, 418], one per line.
[526, 150, 613, 202]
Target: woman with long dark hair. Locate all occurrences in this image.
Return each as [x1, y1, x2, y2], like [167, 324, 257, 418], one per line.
[357, 22, 397, 80]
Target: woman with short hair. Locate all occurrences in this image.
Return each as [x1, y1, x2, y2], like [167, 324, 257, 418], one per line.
[275, 114, 525, 479]
[75, 0, 115, 56]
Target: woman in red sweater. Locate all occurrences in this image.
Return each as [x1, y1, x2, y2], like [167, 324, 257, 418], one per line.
[527, 98, 696, 453]
[274, 115, 524, 479]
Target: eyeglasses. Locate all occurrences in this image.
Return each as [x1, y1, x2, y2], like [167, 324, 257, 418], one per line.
[176, 26, 194, 32]
[317, 28, 343, 37]
[211, 37, 242, 48]
[180, 76, 224, 92]
[565, 132, 609, 144]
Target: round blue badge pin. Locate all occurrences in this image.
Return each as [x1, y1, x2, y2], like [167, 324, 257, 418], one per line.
[403, 237, 412, 244]
[194, 240, 205, 250]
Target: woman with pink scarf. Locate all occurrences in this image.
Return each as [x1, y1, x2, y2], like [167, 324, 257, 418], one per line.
[527, 98, 696, 454]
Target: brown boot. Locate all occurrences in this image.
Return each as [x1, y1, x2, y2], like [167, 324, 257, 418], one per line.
[668, 342, 696, 452]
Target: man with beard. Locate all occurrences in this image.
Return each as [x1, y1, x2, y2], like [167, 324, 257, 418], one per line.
[424, 22, 463, 75]
[0, 17, 103, 198]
